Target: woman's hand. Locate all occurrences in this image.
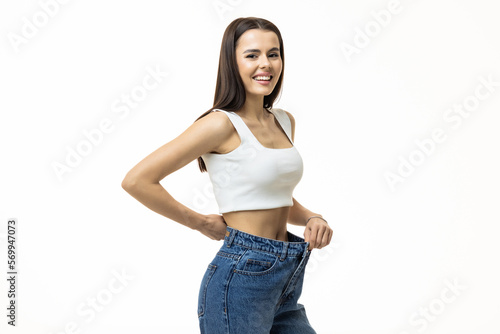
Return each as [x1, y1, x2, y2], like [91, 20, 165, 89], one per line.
[304, 218, 333, 251]
[196, 214, 227, 241]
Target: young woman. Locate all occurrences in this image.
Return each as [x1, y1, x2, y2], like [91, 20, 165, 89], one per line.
[122, 17, 333, 333]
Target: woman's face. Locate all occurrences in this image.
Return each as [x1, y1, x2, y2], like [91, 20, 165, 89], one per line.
[235, 29, 282, 98]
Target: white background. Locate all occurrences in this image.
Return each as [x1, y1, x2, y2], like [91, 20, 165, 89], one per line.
[1, 0, 499, 333]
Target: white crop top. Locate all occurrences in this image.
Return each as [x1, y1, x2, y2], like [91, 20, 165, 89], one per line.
[201, 108, 304, 214]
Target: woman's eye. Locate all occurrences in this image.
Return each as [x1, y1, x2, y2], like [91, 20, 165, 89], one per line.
[246, 53, 279, 59]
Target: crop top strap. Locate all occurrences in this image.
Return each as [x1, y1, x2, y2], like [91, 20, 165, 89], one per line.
[210, 108, 254, 145]
[270, 108, 293, 144]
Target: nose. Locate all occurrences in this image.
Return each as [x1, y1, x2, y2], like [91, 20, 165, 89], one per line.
[259, 55, 272, 68]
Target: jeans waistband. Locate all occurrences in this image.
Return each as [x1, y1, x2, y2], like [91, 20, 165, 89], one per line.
[224, 226, 311, 259]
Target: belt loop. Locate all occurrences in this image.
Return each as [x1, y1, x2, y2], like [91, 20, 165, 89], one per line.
[280, 242, 288, 261]
[226, 228, 236, 248]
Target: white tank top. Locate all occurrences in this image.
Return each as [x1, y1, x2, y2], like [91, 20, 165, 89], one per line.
[201, 108, 304, 214]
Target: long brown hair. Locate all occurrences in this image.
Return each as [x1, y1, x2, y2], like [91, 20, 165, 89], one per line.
[195, 17, 285, 173]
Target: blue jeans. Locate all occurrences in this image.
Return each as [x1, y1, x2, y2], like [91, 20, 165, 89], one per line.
[197, 226, 317, 334]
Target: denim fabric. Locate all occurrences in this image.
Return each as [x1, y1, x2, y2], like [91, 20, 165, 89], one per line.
[197, 226, 316, 334]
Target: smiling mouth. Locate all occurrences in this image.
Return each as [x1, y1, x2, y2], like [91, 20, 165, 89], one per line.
[253, 75, 273, 81]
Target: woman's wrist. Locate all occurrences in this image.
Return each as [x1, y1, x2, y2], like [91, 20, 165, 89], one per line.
[306, 215, 328, 225]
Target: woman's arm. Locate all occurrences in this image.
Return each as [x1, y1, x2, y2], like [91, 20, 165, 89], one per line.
[291, 197, 332, 250]
[287, 197, 323, 226]
[121, 111, 232, 234]
[284, 109, 332, 250]
[284, 110, 322, 225]
[288, 196, 333, 251]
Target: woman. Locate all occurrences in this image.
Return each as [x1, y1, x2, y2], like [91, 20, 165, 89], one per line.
[122, 17, 333, 333]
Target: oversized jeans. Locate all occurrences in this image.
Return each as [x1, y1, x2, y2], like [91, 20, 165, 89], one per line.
[197, 226, 317, 334]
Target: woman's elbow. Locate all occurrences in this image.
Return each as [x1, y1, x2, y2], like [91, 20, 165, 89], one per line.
[122, 170, 160, 192]
[121, 172, 140, 191]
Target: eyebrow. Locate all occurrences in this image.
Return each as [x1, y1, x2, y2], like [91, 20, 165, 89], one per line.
[242, 47, 280, 54]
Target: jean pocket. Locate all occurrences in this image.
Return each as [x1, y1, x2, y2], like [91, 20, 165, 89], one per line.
[198, 263, 217, 318]
[234, 249, 279, 276]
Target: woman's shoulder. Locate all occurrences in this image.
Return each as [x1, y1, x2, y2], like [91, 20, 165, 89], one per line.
[273, 108, 295, 128]
[203, 109, 233, 125]
[272, 107, 296, 141]
[283, 110, 295, 124]
[195, 109, 235, 140]
[272, 107, 294, 120]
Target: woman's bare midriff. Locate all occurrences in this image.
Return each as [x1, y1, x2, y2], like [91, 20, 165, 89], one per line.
[222, 206, 291, 242]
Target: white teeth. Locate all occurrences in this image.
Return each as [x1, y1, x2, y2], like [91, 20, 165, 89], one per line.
[253, 76, 271, 81]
